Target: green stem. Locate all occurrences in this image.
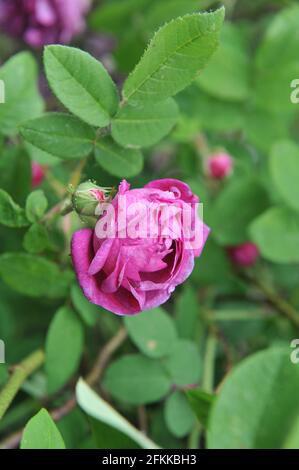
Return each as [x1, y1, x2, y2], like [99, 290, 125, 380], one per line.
[0, 350, 45, 420]
[243, 272, 299, 330]
[188, 332, 217, 449]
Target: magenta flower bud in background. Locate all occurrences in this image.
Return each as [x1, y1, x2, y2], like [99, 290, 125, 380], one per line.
[228, 242, 259, 267]
[71, 179, 210, 316]
[0, 0, 90, 48]
[31, 161, 45, 188]
[207, 152, 233, 180]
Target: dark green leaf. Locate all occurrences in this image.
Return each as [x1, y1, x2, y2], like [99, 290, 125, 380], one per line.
[123, 9, 225, 104]
[111, 98, 179, 148]
[46, 307, 84, 393]
[125, 307, 177, 358]
[95, 137, 143, 177]
[0, 189, 29, 228]
[20, 113, 95, 160]
[44, 46, 119, 127]
[104, 354, 171, 405]
[0, 253, 72, 298]
[186, 388, 216, 427]
[164, 391, 195, 438]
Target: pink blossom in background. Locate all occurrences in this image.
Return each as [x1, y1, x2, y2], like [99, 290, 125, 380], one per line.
[207, 152, 233, 180]
[31, 161, 45, 188]
[71, 179, 210, 316]
[228, 242, 259, 267]
[0, 0, 90, 48]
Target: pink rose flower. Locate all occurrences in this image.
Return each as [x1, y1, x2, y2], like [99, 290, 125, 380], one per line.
[71, 179, 210, 316]
[207, 152, 233, 180]
[31, 161, 45, 188]
[228, 242, 259, 267]
[0, 0, 90, 48]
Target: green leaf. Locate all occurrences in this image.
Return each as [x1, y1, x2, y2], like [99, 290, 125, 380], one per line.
[71, 284, 99, 327]
[0, 253, 72, 298]
[23, 223, 50, 254]
[124, 307, 178, 358]
[44, 46, 119, 127]
[0, 189, 29, 228]
[186, 388, 216, 428]
[250, 206, 299, 264]
[175, 285, 199, 340]
[0, 146, 31, 205]
[95, 137, 143, 177]
[46, 307, 84, 393]
[254, 5, 299, 114]
[20, 113, 95, 160]
[0, 52, 43, 136]
[197, 23, 250, 102]
[270, 140, 299, 212]
[111, 98, 179, 148]
[25, 190, 48, 223]
[76, 378, 160, 449]
[210, 177, 270, 245]
[208, 348, 299, 449]
[21, 409, 65, 449]
[164, 391, 195, 438]
[163, 340, 202, 387]
[104, 354, 171, 405]
[123, 8, 225, 104]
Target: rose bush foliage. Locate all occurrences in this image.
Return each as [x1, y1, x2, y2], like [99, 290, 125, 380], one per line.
[0, 0, 299, 451]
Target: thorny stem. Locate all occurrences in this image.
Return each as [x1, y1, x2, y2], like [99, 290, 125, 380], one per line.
[0, 350, 45, 421]
[0, 327, 127, 449]
[243, 272, 299, 330]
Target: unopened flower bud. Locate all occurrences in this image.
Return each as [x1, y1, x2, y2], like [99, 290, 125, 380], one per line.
[31, 161, 45, 188]
[207, 152, 233, 180]
[228, 242, 259, 267]
[72, 181, 114, 217]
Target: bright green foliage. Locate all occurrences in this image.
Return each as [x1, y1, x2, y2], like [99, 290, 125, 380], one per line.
[125, 307, 178, 358]
[123, 9, 225, 104]
[250, 207, 299, 263]
[76, 379, 160, 449]
[0, 253, 73, 298]
[186, 388, 216, 427]
[163, 340, 202, 387]
[0, 190, 29, 228]
[270, 140, 299, 212]
[44, 46, 119, 127]
[104, 354, 171, 405]
[164, 391, 195, 438]
[111, 98, 179, 148]
[197, 23, 250, 102]
[45, 307, 84, 393]
[20, 113, 95, 160]
[95, 137, 143, 177]
[208, 348, 299, 449]
[21, 409, 66, 449]
[0, 52, 43, 136]
[210, 178, 270, 245]
[25, 190, 48, 223]
[23, 223, 50, 254]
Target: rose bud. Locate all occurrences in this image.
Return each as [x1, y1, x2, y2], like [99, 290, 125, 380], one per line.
[31, 161, 45, 188]
[0, 0, 90, 48]
[228, 242, 259, 267]
[71, 179, 210, 316]
[207, 152, 233, 180]
[72, 181, 115, 218]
